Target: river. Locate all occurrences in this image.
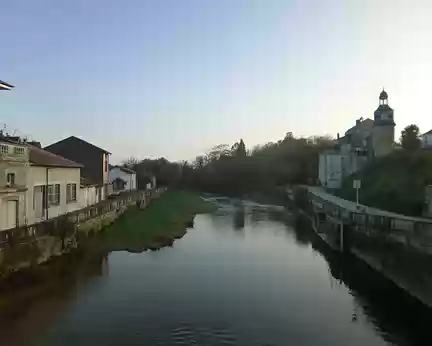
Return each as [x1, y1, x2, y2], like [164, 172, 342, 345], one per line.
[1, 199, 431, 345]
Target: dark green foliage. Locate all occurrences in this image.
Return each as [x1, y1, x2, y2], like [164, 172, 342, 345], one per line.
[401, 124, 421, 151]
[124, 134, 334, 202]
[181, 134, 334, 198]
[338, 150, 432, 216]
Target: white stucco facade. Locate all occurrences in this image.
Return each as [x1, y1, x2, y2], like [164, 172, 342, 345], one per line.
[421, 133, 432, 149]
[319, 152, 343, 189]
[26, 166, 82, 225]
[0, 141, 29, 230]
[109, 167, 137, 192]
[79, 185, 98, 208]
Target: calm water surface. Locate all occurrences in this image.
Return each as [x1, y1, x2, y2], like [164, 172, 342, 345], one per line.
[3, 200, 432, 345]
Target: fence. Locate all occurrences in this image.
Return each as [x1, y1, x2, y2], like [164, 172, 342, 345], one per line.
[0, 188, 166, 246]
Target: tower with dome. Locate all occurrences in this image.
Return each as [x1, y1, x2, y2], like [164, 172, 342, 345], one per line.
[371, 89, 395, 157]
[318, 89, 396, 189]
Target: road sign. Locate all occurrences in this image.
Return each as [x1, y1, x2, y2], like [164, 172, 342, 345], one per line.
[353, 180, 361, 189]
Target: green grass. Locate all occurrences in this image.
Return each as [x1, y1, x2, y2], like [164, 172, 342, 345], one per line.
[337, 150, 432, 216]
[102, 190, 217, 252]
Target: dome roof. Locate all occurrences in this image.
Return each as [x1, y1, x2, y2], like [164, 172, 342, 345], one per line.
[379, 89, 388, 100]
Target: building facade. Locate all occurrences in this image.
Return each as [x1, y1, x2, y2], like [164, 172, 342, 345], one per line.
[421, 130, 432, 149]
[45, 136, 111, 202]
[0, 137, 29, 230]
[319, 90, 395, 189]
[25, 145, 83, 225]
[318, 151, 343, 189]
[109, 166, 137, 192]
[0, 136, 84, 230]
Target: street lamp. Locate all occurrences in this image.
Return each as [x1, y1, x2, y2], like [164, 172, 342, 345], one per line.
[0, 80, 14, 91]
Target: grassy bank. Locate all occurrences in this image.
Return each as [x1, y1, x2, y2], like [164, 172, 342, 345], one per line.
[338, 150, 432, 216]
[102, 190, 217, 252]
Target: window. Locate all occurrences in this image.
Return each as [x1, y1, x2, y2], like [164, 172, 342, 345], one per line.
[6, 172, 15, 186]
[0, 144, 8, 154]
[67, 183, 77, 203]
[13, 147, 25, 156]
[48, 184, 60, 206]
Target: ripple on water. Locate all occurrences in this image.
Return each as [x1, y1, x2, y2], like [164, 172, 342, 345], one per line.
[169, 322, 238, 345]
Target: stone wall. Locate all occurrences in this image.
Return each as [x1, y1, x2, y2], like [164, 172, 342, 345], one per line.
[0, 188, 165, 277]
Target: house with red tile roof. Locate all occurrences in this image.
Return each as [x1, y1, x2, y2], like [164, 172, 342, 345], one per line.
[0, 134, 85, 229]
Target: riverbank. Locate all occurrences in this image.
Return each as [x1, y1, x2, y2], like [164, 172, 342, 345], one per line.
[0, 191, 216, 318]
[102, 190, 217, 252]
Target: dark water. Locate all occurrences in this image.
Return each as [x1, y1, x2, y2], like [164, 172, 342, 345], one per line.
[2, 200, 431, 345]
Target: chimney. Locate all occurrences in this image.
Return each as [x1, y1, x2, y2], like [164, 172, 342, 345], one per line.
[337, 133, 340, 139]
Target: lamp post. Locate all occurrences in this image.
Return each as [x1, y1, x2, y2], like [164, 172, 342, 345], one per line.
[0, 80, 14, 91]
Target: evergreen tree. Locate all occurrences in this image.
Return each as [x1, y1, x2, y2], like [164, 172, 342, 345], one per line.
[401, 124, 421, 151]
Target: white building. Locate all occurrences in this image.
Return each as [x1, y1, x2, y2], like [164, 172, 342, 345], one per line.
[109, 166, 137, 192]
[0, 137, 29, 230]
[25, 145, 83, 225]
[1, 139, 84, 230]
[319, 151, 343, 189]
[421, 130, 432, 149]
[318, 90, 396, 189]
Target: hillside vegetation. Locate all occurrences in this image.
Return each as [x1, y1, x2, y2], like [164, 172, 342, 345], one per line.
[338, 150, 432, 216]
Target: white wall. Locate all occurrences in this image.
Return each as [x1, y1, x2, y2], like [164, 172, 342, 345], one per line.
[422, 134, 432, 148]
[319, 153, 343, 189]
[0, 192, 26, 230]
[78, 186, 97, 208]
[0, 158, 29, 230]
[109, 167, 136, 191]
[26, 166, 81, 225]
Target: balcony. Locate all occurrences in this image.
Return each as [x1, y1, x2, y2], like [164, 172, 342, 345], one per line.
[0, 184, 27, 194]
[0, 143, 29, 162]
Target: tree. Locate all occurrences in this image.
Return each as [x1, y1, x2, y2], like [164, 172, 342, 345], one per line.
[122, 156, 140, 168]
[194, 155, 205, 169]
[231, 139, 247, 157]
[401, 125, 421, 151]
[206, 144, 231, 162]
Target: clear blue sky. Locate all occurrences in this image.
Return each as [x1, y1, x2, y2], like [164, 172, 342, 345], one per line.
[1, 0, 431, 162]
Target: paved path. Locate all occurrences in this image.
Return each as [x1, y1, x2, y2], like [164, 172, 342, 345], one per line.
[307, 186, 432, 224]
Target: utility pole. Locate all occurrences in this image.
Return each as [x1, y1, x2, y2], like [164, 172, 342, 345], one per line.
[353, 179, 361, 209]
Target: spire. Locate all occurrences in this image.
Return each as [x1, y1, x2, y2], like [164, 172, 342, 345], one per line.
[379, 88, 388, 105]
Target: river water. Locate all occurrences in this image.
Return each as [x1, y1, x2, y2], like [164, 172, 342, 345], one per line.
[1, 199, 431, 345]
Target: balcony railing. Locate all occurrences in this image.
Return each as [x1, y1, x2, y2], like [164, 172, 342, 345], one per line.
[0, 143, 29, 162]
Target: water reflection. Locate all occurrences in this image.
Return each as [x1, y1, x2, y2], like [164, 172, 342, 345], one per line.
[0, 201, 430, 345]
[233, 205, 245, 230]
[293, 213, 432, 346]
[0, 250, 108, 346]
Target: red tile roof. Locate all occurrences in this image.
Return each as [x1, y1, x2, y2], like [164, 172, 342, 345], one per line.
[28, 145, 83, 168]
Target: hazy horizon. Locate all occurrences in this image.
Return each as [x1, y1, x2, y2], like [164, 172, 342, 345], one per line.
[1, 0, 432, 163]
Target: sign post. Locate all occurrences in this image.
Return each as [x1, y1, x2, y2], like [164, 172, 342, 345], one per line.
[353, 179, 361, 208]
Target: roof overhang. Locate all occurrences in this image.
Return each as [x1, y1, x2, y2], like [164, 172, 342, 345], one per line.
[0, 80, 14, 90]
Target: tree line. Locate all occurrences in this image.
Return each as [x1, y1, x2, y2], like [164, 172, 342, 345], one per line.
[123, 123, 428, 205]
[123, 133, 334, 199]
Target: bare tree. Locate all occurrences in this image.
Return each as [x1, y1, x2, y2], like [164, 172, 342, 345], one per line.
[122, 156, 140, 168]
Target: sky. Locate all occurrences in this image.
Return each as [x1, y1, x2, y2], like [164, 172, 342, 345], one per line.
[1, 0, 432, 163]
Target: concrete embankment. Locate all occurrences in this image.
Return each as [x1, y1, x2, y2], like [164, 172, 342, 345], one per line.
[290, 186, 432, 309]
[0, 189, 165, 278]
